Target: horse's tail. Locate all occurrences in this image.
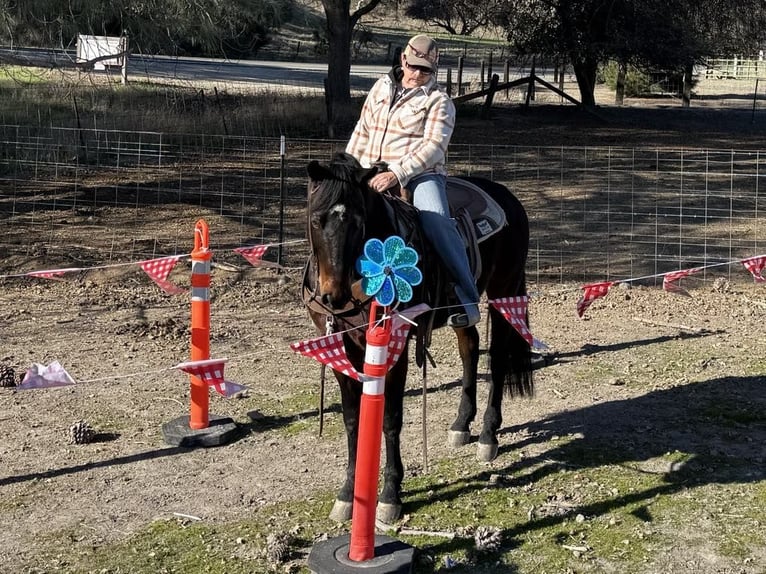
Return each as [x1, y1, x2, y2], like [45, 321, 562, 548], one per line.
[504, 306, 534, 398]
[486, 284, 535, 398]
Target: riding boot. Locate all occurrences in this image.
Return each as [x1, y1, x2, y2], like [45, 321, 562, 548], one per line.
[418, 210, 481, 328]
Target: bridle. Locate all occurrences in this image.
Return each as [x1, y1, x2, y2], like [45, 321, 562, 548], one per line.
[302, 178, 372, 319]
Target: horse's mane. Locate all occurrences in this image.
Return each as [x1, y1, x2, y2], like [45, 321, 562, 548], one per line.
[309, 152, 369, 215]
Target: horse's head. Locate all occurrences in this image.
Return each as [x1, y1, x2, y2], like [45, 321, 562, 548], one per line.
[306, 152, 378, 310]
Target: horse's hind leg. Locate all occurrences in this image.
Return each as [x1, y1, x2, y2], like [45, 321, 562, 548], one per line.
[377, 357, 407, 524]
[329, 375, 361, 522]
[477, 306, 513, 462]
[447, 325, 480, 448]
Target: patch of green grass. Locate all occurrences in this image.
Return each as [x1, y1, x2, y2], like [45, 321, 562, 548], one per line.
[245, 384, 345, 439]
[396, 451, 670, 572]
[16, 436, 765, 573]
[0, 66, 52, 84]
[29, 493, 340, 574]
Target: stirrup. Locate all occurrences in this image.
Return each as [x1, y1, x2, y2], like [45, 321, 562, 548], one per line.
[447, 286, 480, 328]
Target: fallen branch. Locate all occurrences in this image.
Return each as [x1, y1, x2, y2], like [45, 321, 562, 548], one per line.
[631, 317, 705, 334]
[399, 528, 456, 539]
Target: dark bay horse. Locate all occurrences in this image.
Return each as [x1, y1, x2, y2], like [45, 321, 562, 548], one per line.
[302, 152, 533, 523]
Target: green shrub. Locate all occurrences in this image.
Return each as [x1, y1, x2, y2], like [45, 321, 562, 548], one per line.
[599, 61, 654, 97]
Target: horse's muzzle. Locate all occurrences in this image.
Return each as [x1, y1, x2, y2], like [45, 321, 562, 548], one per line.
[319, 278, 351, 310]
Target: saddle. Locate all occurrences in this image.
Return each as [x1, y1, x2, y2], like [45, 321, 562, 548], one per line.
[445, 177, 507, 281]
[386, 176, 507, 281]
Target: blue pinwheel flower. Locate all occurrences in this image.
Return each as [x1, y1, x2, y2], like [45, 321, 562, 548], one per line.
[355, 236, 422, 306]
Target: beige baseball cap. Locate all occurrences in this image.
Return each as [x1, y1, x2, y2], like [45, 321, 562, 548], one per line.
[403, 35, 439, 71]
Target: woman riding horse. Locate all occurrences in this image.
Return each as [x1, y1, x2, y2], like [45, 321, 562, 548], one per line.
[304, 152, 533, 524]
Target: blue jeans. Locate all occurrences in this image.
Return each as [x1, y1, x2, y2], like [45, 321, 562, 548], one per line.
[409, 173, 480, 308]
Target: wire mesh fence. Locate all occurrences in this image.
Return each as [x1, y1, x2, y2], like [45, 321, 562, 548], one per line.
[1, 124, 763, 288]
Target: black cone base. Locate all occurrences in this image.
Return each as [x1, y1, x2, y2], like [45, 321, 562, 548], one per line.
[162, 414, 238, 447]
[308, 534, 413, 573]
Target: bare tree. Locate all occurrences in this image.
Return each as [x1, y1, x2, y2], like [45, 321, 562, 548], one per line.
[404, 0, 506, 35]
[320, 0, 383, 136]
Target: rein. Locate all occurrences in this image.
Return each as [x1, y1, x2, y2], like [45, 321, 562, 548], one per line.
[301, 257, 372, 318]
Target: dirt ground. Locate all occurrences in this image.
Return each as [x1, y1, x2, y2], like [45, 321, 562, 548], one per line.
[1, 250, 766, 573]
[1, 83, 766, 573]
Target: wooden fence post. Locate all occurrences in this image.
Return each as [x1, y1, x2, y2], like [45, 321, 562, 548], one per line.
[457, 56, 464, 96]
[481, 74, 499, 119]
[487, 51, 493, 84]
[504, 60, 510, 100]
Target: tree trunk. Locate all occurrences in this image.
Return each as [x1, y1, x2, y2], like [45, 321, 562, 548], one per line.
[682, 61, 694, 108]
[571, 58, 598, 107]
[615, 60, 626, 105]
[322, 0, 354, 138]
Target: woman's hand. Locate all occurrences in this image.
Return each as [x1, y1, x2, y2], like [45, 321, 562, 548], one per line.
[369, 172, 398, 193]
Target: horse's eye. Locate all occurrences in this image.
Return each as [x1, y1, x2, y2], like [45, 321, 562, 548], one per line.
[311, 214, 322, 229]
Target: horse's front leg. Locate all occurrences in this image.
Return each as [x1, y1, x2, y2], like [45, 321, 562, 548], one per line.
[329, 373, 362, 522]
[377, 354, 407, 524]
[447, 325, 480, 448]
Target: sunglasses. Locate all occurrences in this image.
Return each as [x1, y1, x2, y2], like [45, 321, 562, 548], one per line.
[403, 58, 433, 75]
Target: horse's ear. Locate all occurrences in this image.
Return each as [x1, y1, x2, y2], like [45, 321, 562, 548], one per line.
[307, 160, 333, 182]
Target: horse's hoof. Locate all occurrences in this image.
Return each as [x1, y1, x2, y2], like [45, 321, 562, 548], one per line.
[477, 442, 499, 462]
[448, 430, 471, 448]
[376, 502, 402, 525]
[329, 500, 353, 522]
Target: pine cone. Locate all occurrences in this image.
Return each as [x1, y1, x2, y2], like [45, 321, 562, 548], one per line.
[67, 420, 95, 444]
[0, 363, 16, 387]
[265, 532, 291, 565]
[474, 525, 503, 553]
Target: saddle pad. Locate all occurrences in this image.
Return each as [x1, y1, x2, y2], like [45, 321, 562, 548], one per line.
[446, 177, 507, 243]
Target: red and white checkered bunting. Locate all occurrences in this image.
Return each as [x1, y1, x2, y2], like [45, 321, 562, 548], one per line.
[210, 380, 248, 397]
[173, 358, 247, 397]
[139, 256, 185, 294]
[174, 358, 226, 384]
[26, 269, 71, 279]
[290, 332, 361, 381]
[235, 245, 269, 267]
[741, 255, 766, 283]
[663, 267, 702, 296]
[387, 304, 431, 366]
[576, 281, 614, 318]
[489, 296, 533, 346]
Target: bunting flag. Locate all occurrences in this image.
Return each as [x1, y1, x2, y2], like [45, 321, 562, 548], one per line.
[235, 245, 269, 267]
[741, 255, 766, 283]
[387, 304, 431, 366]
[663, 267, 702, 296]
[173, 358, 248, 397]
[27, 268, 77, 279]
[139, 256, 185, 295]
[290, 332, 361, 381]
[16, 361, 76, 390]
[290, 305, 432, 379]
[489, 296, 534, 346]
[576, 281, 614, 318]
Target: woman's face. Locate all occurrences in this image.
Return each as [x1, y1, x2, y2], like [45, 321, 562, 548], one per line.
[400, 54, 433, 89]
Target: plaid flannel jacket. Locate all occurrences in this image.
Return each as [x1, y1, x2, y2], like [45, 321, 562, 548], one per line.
[345, 67, 455, 188]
